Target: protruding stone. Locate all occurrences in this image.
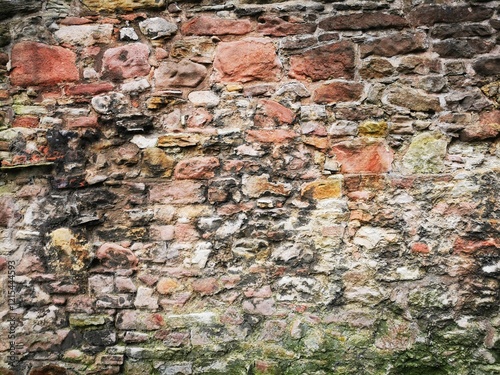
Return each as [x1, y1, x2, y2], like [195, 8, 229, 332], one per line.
[155, 60, 207, 88]
[10, 42, 79, 87]
[332, 139, 393, 173]
[289, 41, 355, 81]
[402, 132, 448, 174]
[174, 156, 220, 180]
[182, 16, 254, 35]
[213, 38, 281, 83]
[139, 17, 177, 39]
[102, 43, 151, 81]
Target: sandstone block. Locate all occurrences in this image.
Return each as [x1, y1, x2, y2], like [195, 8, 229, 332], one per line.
[402, 132, 448, 174]
[66, 82, 114, 96]
[174, 156, 220, 180]
[360, 58, 395, 79]
[246, 129, 297, 143]
[149, 181, 206, 204]
[360, 32, 427, 58]
[213, 38, 281, 83]
[332, 139, 393, 173]
[10, 42, 79, 87]
[289, 41, 355, 81]
[242, 174, 292, 198]
[254, 99, 295, 128]
[142, 147, 174, 177]
[319, 12, 408, 30]
[460, 111, 500, 141]
[96, 243, 138, 271]
[54, 24, 113, 46]
[83, 0, 166, 11]
[301, 177, 343, 200]
[387, 86, 441, 112]
[102, 43, 151, 81]
[257, 15, 316, 36]
[313, 81, 364, 103]
[433, 39, 493, 58]
[473, 56, 500, 76]
[154, 60, 207, 88]
[409, 5, 494, 26]
[139, 17, 177, 39]
[182, 16, 254, 35]
[188, 91, 220, 108]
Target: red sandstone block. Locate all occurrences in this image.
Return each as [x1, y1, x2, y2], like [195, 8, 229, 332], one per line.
[289, 41, 355, 81]
[320, 12, 408, 31]
[453, 237, 499, 254]
[409, 5, 493, 26]
[10, 41, 79, 87]
[213, 39, 281, 83]
[66, 116, 99, 128]
[182, 16, 254, 35]
[313, 81, 364, 103]
[149, 181, 206, 204]
[332, 139, 394, 173]
[174, 156, 220, 180]
[13, 116, 39, 128]
[65, 82, 114, 96]
[460, 111, 500, 141]
[192, 277, 220, 295]
[254, 99, 295, 128]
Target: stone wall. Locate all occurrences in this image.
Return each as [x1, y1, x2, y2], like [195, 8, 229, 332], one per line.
[0, 0, 499, 374]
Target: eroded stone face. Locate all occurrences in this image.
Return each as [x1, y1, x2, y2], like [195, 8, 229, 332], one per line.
[101, 43, 151, 81]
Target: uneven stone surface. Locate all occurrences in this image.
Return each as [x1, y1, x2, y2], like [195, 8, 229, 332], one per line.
[1, 1, 500, 374]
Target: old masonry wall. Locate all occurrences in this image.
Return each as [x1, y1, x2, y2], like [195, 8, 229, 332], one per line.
[0, 0, 499, 374]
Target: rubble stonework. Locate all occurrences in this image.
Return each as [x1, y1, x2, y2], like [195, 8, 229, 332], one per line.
[0, 0, 499, 374]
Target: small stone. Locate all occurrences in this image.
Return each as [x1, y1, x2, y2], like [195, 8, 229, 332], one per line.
[170, 37, 217, 63]
[120, 27, 139, 41]
[113, 143, 140, 166]
[155, 60, 207, 88]
[102, 43, 151, 81]
[254, 99, 295, 127]
[257, 15, 316, 36]
[139, 17, 177, 39]
[157, 278, 180, 295]
[134, 286, 159, 309]
[182, 16, 254, 36]
[313, 81, 364, 103]
[276, 82, 310, 98]
[11, 42, 79, 87]
[174, 156, 220, 180]
[192, 277, 219, 295]
[360, 58, 395, 79]
[289, 41, 355, 81]
[66, 82, 115, 96]
[131, 135, 158, 149]
[121, 78, 150, 93]
[401, 132, 448, 174]
[213, 38, 281, 83]
[54, 24, 113, 46]
[473, 57, 500, 77]
[91, 92, 128, 114]
[332, 139, 393, 173]
[188, 91, 220, 108]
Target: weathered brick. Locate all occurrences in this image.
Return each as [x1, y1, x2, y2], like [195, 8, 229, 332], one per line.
[313, 81, 364, 103]
[10, 42, 79, 86]
[213, 38, 281, 83]
[289, 41, 355, 81]
[319, 12, 408, 30]
[182, 16, 254, 35]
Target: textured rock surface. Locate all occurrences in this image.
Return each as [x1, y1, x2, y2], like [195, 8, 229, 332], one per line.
[1, 1, 499, 374]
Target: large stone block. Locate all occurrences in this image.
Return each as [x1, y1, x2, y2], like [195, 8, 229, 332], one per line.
[10, 42, 79, 87]
[319, 12, 408, 30]
[102, 43, 151, 81]
[332, 139, 393, 173]
[213, 38, 281, 83]
[289, 41, 355, 81]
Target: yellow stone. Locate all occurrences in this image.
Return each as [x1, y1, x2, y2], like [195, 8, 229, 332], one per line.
[82, 0, 165, 11]
[226, 84, 243, 92]
[358, 121, 388, 137]
[301, 177, 343, 200]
